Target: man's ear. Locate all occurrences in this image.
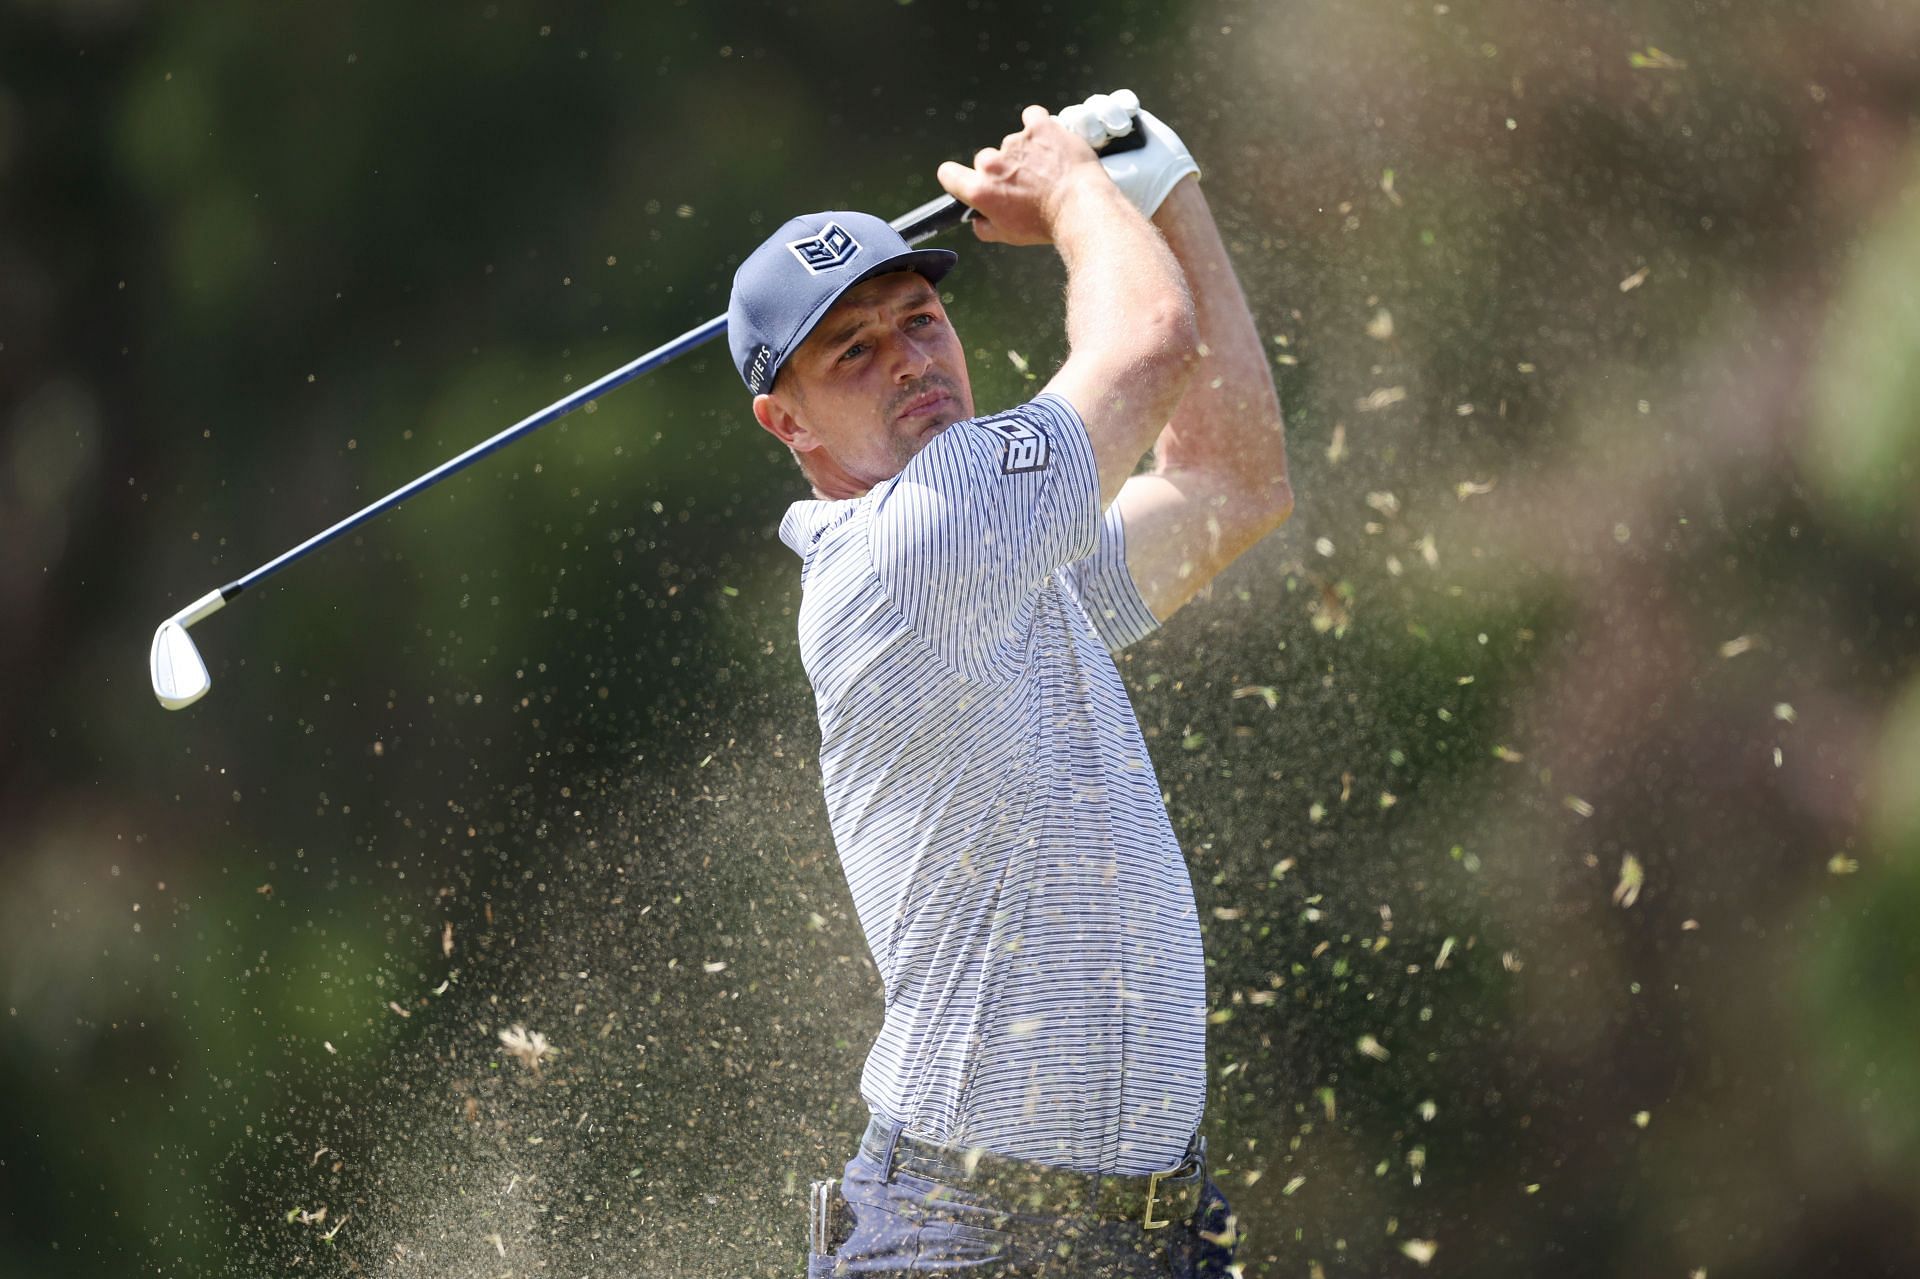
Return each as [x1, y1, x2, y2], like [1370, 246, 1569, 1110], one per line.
[753, 392, 818, 452]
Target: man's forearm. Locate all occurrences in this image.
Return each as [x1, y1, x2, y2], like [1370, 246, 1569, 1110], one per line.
[1051, 172, 1199, 500]
[1149, 179, 1292, 515]
[1054, 173, 1193, 377]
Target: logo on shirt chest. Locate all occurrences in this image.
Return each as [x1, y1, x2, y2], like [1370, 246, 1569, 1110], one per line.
[982, 418, 1050, 474]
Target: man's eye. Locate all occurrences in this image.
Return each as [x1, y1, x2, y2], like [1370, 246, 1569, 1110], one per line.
[907, 313, 935, 328]
[838, 342, 867, 362]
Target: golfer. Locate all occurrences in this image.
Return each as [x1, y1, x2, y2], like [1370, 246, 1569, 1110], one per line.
[727, 95, 1292, 1277]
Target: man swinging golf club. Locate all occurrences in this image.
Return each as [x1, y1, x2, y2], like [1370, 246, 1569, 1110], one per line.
[729, 93, 1292, 1277]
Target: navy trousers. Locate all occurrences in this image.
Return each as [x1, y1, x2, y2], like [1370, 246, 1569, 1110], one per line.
[808, 1122, 1239, 1277]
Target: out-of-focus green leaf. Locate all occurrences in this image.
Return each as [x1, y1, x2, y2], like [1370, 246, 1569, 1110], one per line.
[1806, 152, 1920, 532]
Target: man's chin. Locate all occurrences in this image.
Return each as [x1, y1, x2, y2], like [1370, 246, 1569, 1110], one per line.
[896, 416, 952, 459]
[878, 404, 968, 476]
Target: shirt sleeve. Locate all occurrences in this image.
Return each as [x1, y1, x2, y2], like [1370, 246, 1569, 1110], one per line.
[868, 393, 1100, 682]
[1064, 502, 1162, 654]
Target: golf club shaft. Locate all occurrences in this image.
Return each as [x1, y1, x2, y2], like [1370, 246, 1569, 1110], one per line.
[212, 197, 974, 604]
[209, 121, 1150, 602]
[224, 313, 727, 601]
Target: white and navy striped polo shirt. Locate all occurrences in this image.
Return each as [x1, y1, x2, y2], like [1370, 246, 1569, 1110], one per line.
[778, 392, 1208, 1176]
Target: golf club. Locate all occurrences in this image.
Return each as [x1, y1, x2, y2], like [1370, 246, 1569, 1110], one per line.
[149, 112, 1146, 710]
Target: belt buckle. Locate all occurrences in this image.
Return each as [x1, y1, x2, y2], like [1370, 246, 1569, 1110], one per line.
[1141, 1167, 1172, 1231]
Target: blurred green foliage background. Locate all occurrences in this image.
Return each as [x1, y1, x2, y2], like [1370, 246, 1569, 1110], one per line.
[3, 0, 1918, 1275]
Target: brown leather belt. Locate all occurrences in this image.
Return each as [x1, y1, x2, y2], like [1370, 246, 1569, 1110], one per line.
[859, 1115, 1207, 1230]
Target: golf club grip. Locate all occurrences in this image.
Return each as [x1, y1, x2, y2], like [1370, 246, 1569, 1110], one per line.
[890, 122, 1150, 246]
[891, 194, 971, 245]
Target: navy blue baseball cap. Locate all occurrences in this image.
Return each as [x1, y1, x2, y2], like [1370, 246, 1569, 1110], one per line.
[727, 210, 957, 395]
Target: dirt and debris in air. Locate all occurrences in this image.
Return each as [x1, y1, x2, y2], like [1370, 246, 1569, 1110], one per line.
[205, 730, 878, 1279]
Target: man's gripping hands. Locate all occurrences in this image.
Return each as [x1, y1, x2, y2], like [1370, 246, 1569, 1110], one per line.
[936, 106, 1198, 509]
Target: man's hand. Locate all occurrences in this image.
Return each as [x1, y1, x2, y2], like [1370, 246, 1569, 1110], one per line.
[935, 106, 1111, 246]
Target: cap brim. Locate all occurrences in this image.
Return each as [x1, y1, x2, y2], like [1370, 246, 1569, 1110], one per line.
[778, 247, 959, 379]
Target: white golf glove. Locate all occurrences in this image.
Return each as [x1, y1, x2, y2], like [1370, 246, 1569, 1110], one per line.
[1055, 89, 1199, 218]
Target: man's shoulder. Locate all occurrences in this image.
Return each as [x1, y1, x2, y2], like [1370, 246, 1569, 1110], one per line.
[879, 393, 1090, 504]
[777, 391, 1093, 575]
[778, 495, 866, 560]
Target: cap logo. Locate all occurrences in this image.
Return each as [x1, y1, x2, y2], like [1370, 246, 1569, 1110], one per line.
[787, 221, 862, 274]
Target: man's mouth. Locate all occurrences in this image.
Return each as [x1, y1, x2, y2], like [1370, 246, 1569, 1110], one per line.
[896, 390, 953, 422]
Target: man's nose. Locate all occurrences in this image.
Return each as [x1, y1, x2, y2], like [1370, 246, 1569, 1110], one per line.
[887, 331, 933, 382]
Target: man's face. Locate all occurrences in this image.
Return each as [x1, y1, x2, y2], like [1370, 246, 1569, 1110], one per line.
[752, 271, 974, 498]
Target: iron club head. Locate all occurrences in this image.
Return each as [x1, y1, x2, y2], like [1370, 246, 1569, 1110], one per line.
[150, 619, 211, 709]
[149, 589, 229, 710]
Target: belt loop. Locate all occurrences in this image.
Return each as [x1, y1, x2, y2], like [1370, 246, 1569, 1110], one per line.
[877, 1115, 905, 1183]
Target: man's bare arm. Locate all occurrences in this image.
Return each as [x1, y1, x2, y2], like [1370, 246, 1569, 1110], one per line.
[937, 106, 1197, 505]
[1114, 176, 1293, 621]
